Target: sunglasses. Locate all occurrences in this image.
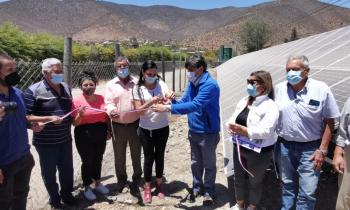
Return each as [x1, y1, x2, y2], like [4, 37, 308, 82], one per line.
[247, 79, 263, 85]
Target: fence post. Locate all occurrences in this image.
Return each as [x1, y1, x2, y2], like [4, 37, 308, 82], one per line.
[63, 37, 72, 88]
[172, 56, 175, 92]
[178, 54, 182, 92]
[115, 40, 120, 59]
[161, 51, 165, 81]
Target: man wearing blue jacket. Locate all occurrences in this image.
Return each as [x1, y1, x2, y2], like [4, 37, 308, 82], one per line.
[154, 53, 220, 206]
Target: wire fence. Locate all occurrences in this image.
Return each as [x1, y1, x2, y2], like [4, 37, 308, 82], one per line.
[15, 59, 222, 92]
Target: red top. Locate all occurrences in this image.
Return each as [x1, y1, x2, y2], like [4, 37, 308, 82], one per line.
[72, 94, 108, 125]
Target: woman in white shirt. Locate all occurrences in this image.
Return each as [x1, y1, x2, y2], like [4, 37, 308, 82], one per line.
[132, 60, 171, 204]
[227, 70, 279, 210]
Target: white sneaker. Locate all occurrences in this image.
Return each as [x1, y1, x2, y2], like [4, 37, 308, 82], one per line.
[95, 184, 109, 195]
[83, 187, 96, 201]
[231, 204, 245, 210]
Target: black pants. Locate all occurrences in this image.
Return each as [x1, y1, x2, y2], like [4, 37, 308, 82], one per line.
[0, 153, 34, 210]
[138, 126, 169, 182]
[233, 145, 273, 205]
[74, 122, 107, 186]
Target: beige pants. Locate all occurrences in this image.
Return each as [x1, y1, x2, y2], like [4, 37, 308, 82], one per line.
[336, 146, 350, 210]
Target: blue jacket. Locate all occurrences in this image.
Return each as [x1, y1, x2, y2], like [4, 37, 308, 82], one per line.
[171, 71, 220, 134]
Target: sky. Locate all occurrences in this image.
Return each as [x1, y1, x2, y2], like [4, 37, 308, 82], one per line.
[0, 0, 349, 9]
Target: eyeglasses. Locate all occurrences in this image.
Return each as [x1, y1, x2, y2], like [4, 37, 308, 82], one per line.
[247, 79, 263, 85]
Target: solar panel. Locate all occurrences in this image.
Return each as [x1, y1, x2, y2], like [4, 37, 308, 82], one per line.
[216, 25, 350, 176]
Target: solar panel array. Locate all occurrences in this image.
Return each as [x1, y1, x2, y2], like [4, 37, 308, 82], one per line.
[216, 25, 350, 176]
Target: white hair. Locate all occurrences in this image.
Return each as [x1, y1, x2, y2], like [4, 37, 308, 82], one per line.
[286, 55, 309, 69]
[41, 58, 62, 74]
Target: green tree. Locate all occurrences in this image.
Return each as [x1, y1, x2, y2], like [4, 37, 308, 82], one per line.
[238, 19, 271, 53]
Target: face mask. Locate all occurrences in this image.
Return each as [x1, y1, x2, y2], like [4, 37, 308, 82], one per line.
[145, 75, 157, 84]
[82, 87, 95, 96]
[187, 72, 196, 83]
[247, 84, 258, 97]
[117, 68, 129, 79]
[51, 73, 64, 84]
[286, 70, 302, 85]
[0, 71, 21, 86]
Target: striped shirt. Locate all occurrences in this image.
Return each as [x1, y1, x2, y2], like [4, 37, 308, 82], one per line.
[23, 80, 72, 145]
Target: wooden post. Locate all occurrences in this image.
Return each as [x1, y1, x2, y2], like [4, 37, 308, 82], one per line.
[172, 56, 175, 92]
[115, 40, 120, 59]
[63, 37, 72, 88]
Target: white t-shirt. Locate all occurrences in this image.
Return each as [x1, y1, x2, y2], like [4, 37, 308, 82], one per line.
[132, 80, 169, 130]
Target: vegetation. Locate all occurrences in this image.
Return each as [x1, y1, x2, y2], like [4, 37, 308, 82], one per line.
[0, 22, 194, 62]
[238, 19, 271, 53]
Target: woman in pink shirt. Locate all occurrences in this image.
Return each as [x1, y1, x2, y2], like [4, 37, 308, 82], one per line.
[71, 71, 111, 201]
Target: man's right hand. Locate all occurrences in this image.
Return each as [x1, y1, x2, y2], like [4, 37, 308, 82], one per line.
[0, 169, 4, 184]
[110, 109, 120, 121]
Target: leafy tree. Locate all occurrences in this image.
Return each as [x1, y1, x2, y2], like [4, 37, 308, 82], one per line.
[238, 19, 271, 53]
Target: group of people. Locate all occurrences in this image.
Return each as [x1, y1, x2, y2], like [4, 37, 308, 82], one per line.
[0, 52, 349, 210]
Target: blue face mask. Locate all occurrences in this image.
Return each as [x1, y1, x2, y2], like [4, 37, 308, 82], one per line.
[51, 73, 64, 84]
[286, 70, 302, 85]
[247, 84, 258, 97]
[145, 75, 157, 84]
[117, 68, 129, 79]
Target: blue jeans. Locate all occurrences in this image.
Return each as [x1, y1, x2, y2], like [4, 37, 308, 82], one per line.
[35, 141, 74, 204]
[276, 138, 320, 210]
[188, 131, 220, 197]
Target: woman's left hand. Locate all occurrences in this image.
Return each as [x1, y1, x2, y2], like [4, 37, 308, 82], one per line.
[228, 123, 248, 136]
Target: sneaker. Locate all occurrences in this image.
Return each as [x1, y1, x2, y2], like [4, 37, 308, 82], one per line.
[83, 187, 96, 201]
[50, 202, 63, 210]
[143, 184, 152, 203]
[95, 184, 109, 195]
[202, 193, 214, 206]
[231, 203, 245, 210]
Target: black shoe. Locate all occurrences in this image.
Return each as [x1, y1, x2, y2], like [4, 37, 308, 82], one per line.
[185, 188, 202, 203]
[202, 193, 214, 206]
[62, 194, 78, 206]
[50, 202, 63, 210]
[116, 181, 129, 193]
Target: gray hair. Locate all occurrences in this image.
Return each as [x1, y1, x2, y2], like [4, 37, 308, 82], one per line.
[286, 55, 309, 69]
[114, 56, 129, 68]
[41, 58, 62, 74]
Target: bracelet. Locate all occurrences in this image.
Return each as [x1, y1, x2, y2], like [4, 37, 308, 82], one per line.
[317, 148, 328, 156]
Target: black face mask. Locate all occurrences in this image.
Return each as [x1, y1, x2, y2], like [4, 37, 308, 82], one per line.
[82, 87, 95, 96]
[0, 72, 21, 86]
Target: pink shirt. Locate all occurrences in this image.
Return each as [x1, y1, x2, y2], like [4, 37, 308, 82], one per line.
[104, 76, 139, 124]
[72, 94, 108, 125]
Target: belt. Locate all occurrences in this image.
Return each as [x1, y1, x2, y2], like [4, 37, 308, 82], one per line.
[113, 120, 139, 126]
[278, 136, 320, 144]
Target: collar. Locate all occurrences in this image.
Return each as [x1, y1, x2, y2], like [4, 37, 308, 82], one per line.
[251, 94, 269, 106]
[287, 77, 310, 94]
[193, 71, 209, 87]
[114, 75, 137, 85]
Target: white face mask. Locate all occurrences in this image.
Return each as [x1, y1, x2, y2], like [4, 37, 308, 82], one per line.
[186, 72, 196, 83]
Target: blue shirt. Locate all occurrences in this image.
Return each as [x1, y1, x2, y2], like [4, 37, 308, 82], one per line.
[171, 71, 220, 134]
[275, 78, 340, 142]
[0, 87, 30, 166]
[23, 80, 72, 145]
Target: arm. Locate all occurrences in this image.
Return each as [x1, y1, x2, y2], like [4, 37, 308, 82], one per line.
[104, 82, 119, 119]
[310, 118, 334, 170]
[171, 82, 218, 115]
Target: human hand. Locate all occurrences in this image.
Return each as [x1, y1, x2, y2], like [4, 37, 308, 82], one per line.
[332, 146, 345, 174]
[152, 104, 169, 112]
[77, 106, 86, 117]
[0, 169, 4, 184]
[165, 91, 176, 100]
[50, 116, 63, 124]
[310, 149, 325, 171]
[0, 107, 5, 119]
[150, 96, 161, 105]
[110, 109, 120, 120]
[228, 123, 247, 136]
[31, 122, 45, 133]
